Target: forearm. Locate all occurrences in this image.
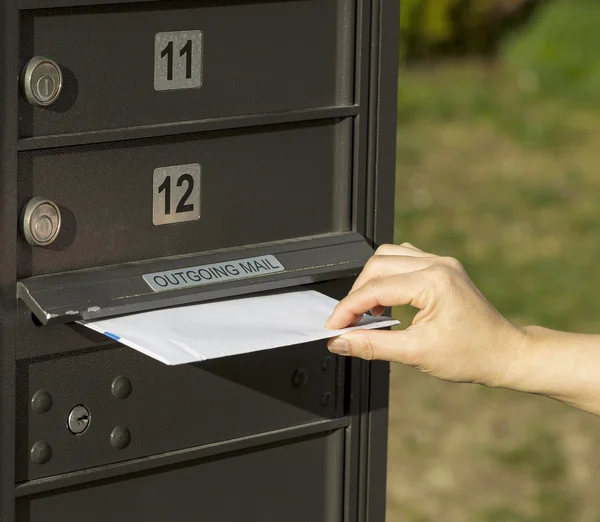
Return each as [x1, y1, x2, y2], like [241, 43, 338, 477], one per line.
[501, 325, 600, 416]
[326, 243, 600, 417]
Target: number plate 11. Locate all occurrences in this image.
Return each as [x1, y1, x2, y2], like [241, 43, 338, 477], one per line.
[153, 164, 201, 225]
[154, 30, 202, 91]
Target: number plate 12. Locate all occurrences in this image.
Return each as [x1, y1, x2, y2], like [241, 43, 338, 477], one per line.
[153, 164, 201, 225]
[154, 30, 202, 91]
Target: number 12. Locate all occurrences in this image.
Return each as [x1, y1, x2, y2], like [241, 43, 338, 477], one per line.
[158, 173, 195, 215]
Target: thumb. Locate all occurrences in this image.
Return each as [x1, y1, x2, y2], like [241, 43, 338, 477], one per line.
[327, 328, 422, 365]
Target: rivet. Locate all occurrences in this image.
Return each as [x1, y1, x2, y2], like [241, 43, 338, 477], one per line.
[111, 376, 132, 400]
[110, 426, 131, 449]
[30, 441, 52, 464]
[321, 356, 333, 372]
[292, 369, 308, 388]
[320, 392, 332, 407]
[31, 390, 53, 414]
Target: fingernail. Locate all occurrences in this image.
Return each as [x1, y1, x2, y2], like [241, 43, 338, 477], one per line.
[328, 338, 350, 356]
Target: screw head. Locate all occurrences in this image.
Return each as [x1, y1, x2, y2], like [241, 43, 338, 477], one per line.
[30, 441, 52, 464]
[31, 390, 53, 414]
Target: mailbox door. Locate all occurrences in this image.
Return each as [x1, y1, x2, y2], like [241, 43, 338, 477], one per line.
[17, 431, 345, 522]
[17, 121, 352, 277]
[19, 1, 353, 137]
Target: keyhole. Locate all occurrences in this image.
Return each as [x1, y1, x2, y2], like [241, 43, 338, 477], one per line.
[36, 74, 56, 102]
[68, 405, 91, 435]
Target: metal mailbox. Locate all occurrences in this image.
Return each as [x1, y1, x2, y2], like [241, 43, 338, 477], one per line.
[0, 0, 399, 519]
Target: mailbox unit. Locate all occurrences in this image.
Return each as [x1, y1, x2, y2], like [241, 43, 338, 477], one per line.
[0, 0, 400, 520]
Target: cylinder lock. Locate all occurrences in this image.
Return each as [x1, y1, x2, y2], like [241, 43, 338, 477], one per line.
[67, 405, 91, 435]
[20, 197, 62, 247]
[21, 56, 63, 107]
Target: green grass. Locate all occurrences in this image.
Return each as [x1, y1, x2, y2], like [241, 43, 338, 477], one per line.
[393, 62, 600, 333]
[502, 0, 600, 108]
[386, 62, 600, 522]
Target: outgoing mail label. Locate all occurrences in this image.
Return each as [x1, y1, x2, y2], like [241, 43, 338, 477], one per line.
[143, 255, 285, 292]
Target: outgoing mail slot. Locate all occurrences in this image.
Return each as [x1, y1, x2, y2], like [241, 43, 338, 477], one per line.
[19, 0, 354, 138]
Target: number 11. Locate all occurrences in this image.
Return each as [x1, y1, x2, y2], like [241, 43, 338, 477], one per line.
[160, 39, 193, 82]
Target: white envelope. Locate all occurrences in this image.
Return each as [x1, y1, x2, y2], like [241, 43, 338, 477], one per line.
[80, 289, 399, 365]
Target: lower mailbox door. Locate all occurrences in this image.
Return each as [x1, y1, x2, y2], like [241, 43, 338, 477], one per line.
[17, 341, 343, 481]
[17, 431, 344, 522]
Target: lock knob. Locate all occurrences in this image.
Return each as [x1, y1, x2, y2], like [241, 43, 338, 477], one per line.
[21, 56, 63, 107]
[20, 197, 62, 247]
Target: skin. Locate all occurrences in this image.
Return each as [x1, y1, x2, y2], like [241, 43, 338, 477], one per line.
[325, 242, 600, 416]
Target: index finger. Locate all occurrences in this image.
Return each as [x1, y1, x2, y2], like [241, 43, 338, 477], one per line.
[350, 255, 438, 294]
[325, 271, 430, 329]
[375, 243, 432, 257]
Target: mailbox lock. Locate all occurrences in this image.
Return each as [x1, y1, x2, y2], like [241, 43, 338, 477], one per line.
[68, 405, 91, 435]
[21, 56, 63, 107]
[20, 197, 62, 247]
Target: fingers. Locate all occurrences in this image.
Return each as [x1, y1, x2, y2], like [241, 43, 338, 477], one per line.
[370, 305, 386, 317]
[338, 243, 447, 324]
[326, 271, 430, 329]
[327, 329, 421, 365]
[350, 255, 439, 293]
[375, 242, 431, 257]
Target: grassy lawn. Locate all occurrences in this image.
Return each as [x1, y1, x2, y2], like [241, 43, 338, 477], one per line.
[386, 62, 600, 522]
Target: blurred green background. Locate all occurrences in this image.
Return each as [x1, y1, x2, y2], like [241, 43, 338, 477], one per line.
[387, 0, 600, 520]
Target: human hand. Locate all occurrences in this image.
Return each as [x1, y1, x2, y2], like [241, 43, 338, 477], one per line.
[325, 243, 527, 388]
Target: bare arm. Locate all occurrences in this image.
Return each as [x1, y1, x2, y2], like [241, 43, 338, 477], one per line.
[325, 243, 600, 416]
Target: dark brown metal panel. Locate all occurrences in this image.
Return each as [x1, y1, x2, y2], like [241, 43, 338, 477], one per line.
[18, 121, 352, 277]
[18, 106, 360, 152]
[351, 0, 372, 239]
[20, 0, 175, 7]
[370, 0, 400, 248]
[16, 341, 343, 481]
[16, 418, 349, 497]
[17, 299, 111, 359]
[364, 0, 399, 520]
[346, 0, 399, 520]
[19, 0, 354, 137]
[17, 431, 345, 522]
[365, 361, 391, 522]
[0, 0, 19, 520]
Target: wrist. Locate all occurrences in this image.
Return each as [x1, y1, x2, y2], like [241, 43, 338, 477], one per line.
[489, 323, 540, 391]
[494, 324, 571, 397]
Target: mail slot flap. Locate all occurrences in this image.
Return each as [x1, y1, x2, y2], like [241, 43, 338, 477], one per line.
[18, 233, 373, 326]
